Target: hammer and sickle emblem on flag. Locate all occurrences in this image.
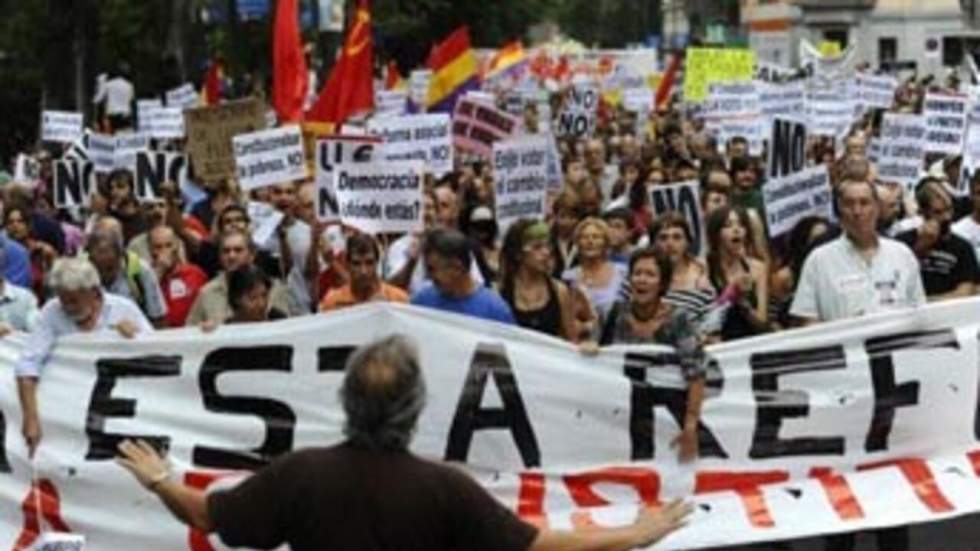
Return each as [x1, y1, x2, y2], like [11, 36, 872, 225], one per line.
[345, 9, 370, 56]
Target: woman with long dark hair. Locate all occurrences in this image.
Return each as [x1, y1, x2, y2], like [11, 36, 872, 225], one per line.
[705, 206, 770, 340]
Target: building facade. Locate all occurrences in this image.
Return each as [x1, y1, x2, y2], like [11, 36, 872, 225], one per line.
[741, 0, 979, 75]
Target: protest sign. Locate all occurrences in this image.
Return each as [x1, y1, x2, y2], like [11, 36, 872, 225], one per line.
[87, 134, 117, 174]
[165, 83, 198, 110]
[315, 135, 382, 222]
[41, 111, 83, 143]
[136, 99, 163, 134]
[762, 164, 833, 237]
[545, 133, 564, 191]
[140, 106, 185, 139]
[452, 98, 522, 157]
[375, 90, 408, 118]
[130, 151, 186, 201]
[556, 84, 598, 138]
[767, 117, 807, 180]
[493, 136, 549, 233]
[246, 201, 285, 247]
[333, 161, 424, 234]
[622, 88, 653, 113]
[704, 81, 760, 120]
[963, 93, 980, 188]
[232, 125, 308, 191]
[878, 113, 927, 189]
[13, 154, 40, 183]
[8, 298, 980, 549]
[706, 117, 766, 157]
[114, 133, 150, 170]
[650, 180, 705, 255]
[52, 159, 95, 208]
[683, 48, 756, 103]
[806, 87, 854, 137]
[367, 113, 453, 176]
[410, 69, 433, 109]
[758, 81, 806, 121]
[923, 92, 968, 156]
[855, 74, 897, 110]
[184, 98, 267, 182]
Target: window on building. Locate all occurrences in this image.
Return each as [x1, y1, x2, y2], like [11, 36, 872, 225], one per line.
[823, 29, 849, 49]
[879, 37, 897, 65]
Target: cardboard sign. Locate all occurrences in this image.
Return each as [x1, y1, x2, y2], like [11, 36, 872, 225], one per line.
[53, 159, 95, 208]
[556, 84, 598, 138]
[767, 117, 807, 180]
[650, 180, 705, 256]
[409, 69, 433, 109]
[232, 125, 309, 191]
[683, 48, 756, 103]
[367, 114, 453, 176]
[878, 113, 926, 189]
[315, 135, 381, 222]
[375, 90, 408, 118]
[762, 165, 833, 237]
[184, 98, 267, 183]
[333, 161, 424, 234]
[41, 111, 83, 143]
[87, 133, 117, 174]
[452, 98, 521, 157]
[13, 154, 40, 183]
[759, 81, 806, 121]
[493, 136, 550, 233]
[704, 81, 760, 120]
[140, 105, 185, 139]
[855, 74, 897, 110]
[923, 92, 968, 156]
[129, 151, 186, 201]
[166, 83, 199, 110]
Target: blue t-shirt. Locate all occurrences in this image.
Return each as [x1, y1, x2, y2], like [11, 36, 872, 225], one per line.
[411, 284, 516, 325]
[4, 238, 30, 288]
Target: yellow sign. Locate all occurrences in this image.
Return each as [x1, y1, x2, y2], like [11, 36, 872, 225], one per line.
[819, 41, 842, 58]
[683, 48, 756, 103]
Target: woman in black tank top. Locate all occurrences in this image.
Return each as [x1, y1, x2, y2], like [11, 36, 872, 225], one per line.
[500, 220, 578, 340]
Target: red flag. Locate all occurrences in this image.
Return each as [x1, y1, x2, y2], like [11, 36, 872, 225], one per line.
[307, 0, 374, 126]
[655, 52, 683, 110]
[203, 57, 223, 105]
[272, 0, 309, 122]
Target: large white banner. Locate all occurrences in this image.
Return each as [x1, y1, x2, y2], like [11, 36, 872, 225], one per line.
[4, 302, 980, 549]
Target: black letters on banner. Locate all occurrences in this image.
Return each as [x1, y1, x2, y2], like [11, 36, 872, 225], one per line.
[317, 346, 357, 373]
[624, 352, 727, 460]
[0, 408, 10, 473]
[768, 118, 806, 180]
[85, 355, 181, 460]
[53, 160, 94, 208]
[134, 151, 185, 201]
[863, 329, 958, 452]
[445, 343, 541, 467]
[748, 345, 846, 458]
[192, 346, 296, 470]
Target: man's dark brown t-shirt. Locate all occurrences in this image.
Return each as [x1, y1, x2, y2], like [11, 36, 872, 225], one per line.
[207, 443, 539, 550]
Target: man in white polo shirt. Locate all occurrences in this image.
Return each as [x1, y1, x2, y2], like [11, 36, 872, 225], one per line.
[791, 178, 925, 324]
[790, 178, 923, 551]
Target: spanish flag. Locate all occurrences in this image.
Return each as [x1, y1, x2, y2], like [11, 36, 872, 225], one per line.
[425, 26, 480, 113]
[385, 60, 406, 91]
[485, 40, 528, 82]
[307, 0, 374, 127]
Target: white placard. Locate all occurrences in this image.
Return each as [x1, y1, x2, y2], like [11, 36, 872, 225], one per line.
[375, 90, 408, 117]
[409, 69, 433, 109]
[367, 114, 453, 176]
[333, 161, 425, 234]
[315, 135, 381, 222]
[493, 136, 550, 233]
[923, 92, 968, 156]
[622, 88, 654, 113]
[762, 164, 833, 237]
[704, 81, 760, 120]
[246, 201, 285, 247]
[165, 83, 199, 110]
[52, 159, 95, 208]
[806, 86, 854, 137]
[114, 133, 150, 170]
[13, 154, 41, 183]
[142, 106, 186, 139]
[232, 125, 309, 191]
[855, 74, 897, 110]
[41, 111, 83, 143]
[87, 134, 117, 174]
[878, 113, 927, 189]
[556, 83, 598, 138]
[758, 80, 806, 121]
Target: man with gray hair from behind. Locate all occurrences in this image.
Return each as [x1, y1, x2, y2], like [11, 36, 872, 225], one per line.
[117, 335, 691, 550]
[16, 257, 152, 457]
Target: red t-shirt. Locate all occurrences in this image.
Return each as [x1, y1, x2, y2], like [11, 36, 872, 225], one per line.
[161, 263, 209, 327]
